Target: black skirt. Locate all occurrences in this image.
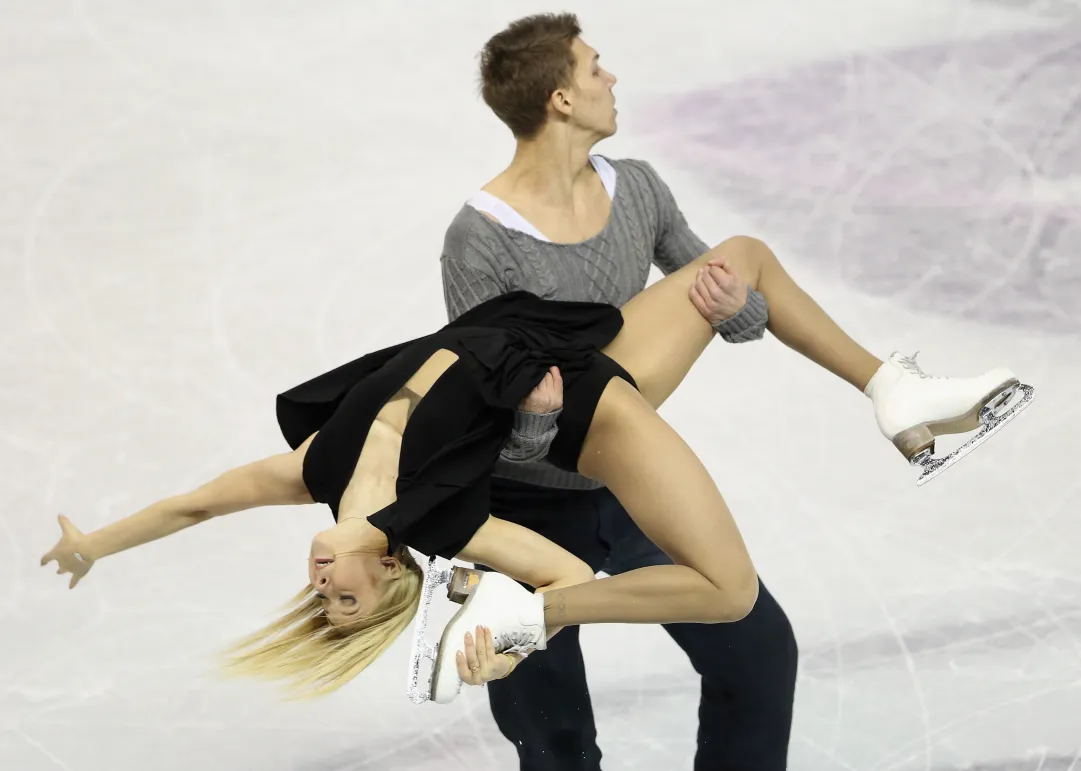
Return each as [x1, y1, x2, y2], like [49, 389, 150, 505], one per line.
[275, 291, 636, 559]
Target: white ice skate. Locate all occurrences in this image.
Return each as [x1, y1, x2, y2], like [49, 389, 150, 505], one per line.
[865, 352, 1035, 486]
[405, 558, 547, 705]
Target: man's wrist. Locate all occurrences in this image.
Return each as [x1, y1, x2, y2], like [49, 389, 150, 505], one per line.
[711, 287, 769, 342]
[513, 408, 562, 434]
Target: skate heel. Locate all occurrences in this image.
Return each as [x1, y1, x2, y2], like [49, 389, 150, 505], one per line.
[892, 378, 1022, 461]
[893, 424, 935, 460]
[447, 567, 481, 604]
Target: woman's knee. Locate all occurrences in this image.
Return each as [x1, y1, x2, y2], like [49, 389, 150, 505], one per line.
[703, 235, 776, 289]
[713, 573, 761, 623]
[675, 580, 797, 678]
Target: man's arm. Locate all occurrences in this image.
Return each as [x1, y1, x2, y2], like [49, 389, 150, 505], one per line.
[440, 234, 560, 464]
[628, 159, 770, 344]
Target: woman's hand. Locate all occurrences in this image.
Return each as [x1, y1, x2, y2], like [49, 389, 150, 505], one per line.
[456, 625, 520, 686]
[40, 514, 95, 589]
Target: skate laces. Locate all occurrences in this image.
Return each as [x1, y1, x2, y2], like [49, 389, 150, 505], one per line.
[493, 629, 537, 655]
[896, 352, 932, 379]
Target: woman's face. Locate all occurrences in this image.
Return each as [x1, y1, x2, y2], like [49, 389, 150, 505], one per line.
[309, 523, 398, 625]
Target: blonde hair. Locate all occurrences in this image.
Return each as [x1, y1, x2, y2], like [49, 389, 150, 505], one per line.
[220, 547, 424, 699]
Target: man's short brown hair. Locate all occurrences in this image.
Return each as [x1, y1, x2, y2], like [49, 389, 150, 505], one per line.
[479, 13, 582, 139]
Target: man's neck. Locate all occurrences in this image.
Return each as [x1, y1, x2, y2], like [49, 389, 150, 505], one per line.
[496, 126, 600, 207]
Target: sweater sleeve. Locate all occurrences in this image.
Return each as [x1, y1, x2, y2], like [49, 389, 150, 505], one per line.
[623, 159, 770, 344]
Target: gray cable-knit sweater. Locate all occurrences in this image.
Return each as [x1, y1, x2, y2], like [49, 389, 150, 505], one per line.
[440, 157, 769, 490]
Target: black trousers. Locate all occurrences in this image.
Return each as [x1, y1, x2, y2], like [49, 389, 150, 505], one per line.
[480, 477, 799, 771]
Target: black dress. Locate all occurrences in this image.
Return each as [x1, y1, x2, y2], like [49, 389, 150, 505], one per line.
[275, 291, 637, 560]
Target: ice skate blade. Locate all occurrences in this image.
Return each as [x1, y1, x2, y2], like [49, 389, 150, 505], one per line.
[892, 379, 1020, 459]
[405, 562, 484, 705]
[428, 572, 492, 704]
[405, 556, 453, 705]
[911, 383, 1034, 486]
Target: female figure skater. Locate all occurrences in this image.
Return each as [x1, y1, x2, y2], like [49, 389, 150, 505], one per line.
[40, 242, 1021, 704]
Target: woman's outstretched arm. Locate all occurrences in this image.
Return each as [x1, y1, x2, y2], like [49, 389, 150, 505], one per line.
[41, 435, 315, 588]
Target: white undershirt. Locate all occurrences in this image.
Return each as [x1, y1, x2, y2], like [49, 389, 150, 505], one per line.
[466, 155, 618, 242]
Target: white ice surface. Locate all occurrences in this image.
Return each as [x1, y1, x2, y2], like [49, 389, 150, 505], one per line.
[2, 1, 1079, 769]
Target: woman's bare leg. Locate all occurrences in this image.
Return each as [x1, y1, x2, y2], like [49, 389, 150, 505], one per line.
[708, 236, 882, 391]
[540, 380, 760, 626]
[597, 249, 718, 409]
[600, 235, 882, 410]
[530, 240, 886, 625]
[523, 238, 887, 626]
